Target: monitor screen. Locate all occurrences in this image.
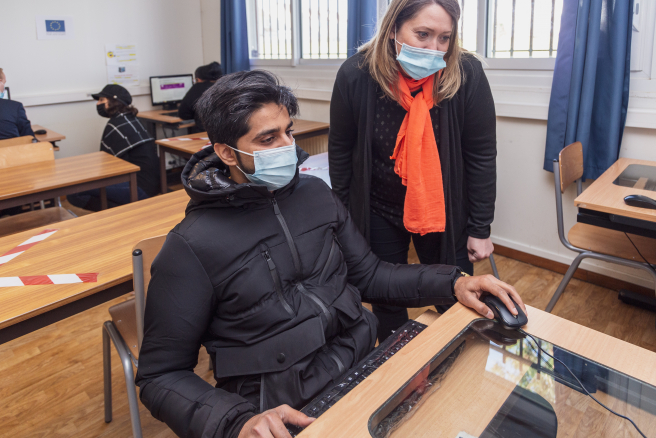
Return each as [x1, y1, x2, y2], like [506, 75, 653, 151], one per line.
[150, 75, 193, 106]
[1, 86, 9, 100]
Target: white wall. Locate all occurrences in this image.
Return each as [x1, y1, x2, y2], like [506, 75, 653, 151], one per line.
[3, 0, 206, 158]
[201, 0, 222, 64]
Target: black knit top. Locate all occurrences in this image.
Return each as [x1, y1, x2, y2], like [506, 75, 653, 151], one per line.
[370, 91, 439, 229]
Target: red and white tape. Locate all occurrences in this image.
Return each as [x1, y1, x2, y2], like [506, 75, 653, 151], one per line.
[0, 228, 99, 287]
[0, 273, 98, 287]
[0, 228, 57, 266]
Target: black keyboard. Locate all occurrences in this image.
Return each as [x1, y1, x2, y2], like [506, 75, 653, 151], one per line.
[287, 319, 427, 436]
[162, 110, 179, 117]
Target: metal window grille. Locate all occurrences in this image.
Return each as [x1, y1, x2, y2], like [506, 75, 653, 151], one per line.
[300, 0, 348, 59]
[488, 0, 563, 58]
[384, 0, 563, 58]
[247, 0, 293, 59]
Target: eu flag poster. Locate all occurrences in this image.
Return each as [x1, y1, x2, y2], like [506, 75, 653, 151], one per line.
[45, 20, 66, 33]
[36, 16, 75, 40]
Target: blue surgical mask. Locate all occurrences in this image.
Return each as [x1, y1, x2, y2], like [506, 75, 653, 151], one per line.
[0, 90, 4, 99]
[395, 29, 447, 80]
[227, 142, 298, 191]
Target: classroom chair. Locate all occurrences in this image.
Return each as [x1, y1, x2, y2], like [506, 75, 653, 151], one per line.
[102, 235, 166, 438]
[0, 135, 36, 147]
[545, 141, 656, 312]
[0, 142, 76, 236]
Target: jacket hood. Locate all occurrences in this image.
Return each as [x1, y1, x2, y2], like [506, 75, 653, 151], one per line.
[181, 144, 310, 213]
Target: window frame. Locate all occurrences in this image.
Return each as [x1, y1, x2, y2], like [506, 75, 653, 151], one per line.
[248, 0, 349, 67]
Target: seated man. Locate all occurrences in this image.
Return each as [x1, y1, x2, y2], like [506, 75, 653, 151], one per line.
[135, 70, 526, 438]
[178, 61, 223, 130]
[0, 68, 34, 140]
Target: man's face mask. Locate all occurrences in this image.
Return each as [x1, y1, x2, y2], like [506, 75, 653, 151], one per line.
[96, 103, 110, 118]
[395, 28, 447, 80]
[227, 142, 298, 191]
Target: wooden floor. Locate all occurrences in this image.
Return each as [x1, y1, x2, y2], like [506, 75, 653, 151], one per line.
[0, 253, 654, 437]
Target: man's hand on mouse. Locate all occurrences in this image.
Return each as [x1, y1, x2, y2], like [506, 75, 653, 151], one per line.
[453, 274, 527, 319]
[238, 404, 314, 438]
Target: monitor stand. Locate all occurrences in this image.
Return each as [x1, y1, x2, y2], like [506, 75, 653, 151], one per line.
[162, 102, 178, 110]
[480, 386, 558, 438]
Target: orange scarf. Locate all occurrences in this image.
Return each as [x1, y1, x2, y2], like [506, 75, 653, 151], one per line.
[390, 71, 446, 235]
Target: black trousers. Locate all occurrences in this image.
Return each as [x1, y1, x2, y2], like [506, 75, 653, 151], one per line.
[369, 212, 474, 343]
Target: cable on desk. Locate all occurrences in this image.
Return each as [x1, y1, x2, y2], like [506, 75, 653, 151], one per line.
[520, 330, 647, 438]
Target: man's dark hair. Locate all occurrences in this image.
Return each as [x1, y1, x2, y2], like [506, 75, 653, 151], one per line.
[195, 61, 223, 81]
[195, 70, 299, 147]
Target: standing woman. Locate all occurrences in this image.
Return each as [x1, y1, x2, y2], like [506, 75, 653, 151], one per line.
[329, 0, 496, 342]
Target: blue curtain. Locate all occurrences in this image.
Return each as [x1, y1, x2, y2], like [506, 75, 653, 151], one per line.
[347, 0, 378, 57]
[543, 0, 634, 180]
[221, 0, 250, 74]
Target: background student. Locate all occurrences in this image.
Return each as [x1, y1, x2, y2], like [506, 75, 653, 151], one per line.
[67, 84, 160, 211]
[0, 68, 34, 140]
[179, 61, 223, 130]
[328, 0, 497, 342]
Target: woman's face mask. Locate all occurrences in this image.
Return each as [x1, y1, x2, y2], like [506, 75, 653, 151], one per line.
[227, 142, 298, 191]
[395, 28, 447, 80]
[96, 103, 110, 118]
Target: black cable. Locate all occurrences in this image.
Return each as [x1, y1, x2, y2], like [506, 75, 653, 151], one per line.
[520, 330, 647, 438]
[624, 232, 656, 275]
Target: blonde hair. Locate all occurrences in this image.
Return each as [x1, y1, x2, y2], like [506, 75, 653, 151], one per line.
[360, 0, 463, 104]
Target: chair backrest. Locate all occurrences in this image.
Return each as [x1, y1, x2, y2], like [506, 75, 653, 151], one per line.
[0, 135, 35, 147]
[0, 142, 54, 169]
[558, 141, 584, 193]
[132, 234, 167, 350]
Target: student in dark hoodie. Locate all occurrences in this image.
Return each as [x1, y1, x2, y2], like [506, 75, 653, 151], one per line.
[178, 61, 223, 130]
[67, 84, 160, 210]
[134, 70, 526, 438]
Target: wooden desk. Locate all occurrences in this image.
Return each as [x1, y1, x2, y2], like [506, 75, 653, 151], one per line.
[0, 190, 188, 344]
[137, 109, 195, 138]
[575, 158, 656, 238]
[0, 151, 140, 211]
[154, 119, 330, 194]
[31, 124, 65, 144]
[301, 304, 656, 437]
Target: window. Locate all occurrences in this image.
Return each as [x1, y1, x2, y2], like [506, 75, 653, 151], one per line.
[246, 0, 349, 64]
[300, 0, 349, 59]
[382, 0, 564, 68]
[246, 0, 293, 60]
[487, 0, 563, 58]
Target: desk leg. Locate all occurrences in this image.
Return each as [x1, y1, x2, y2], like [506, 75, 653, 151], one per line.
[100, 187, 108, 210]
[159, 146, 168, 194]
[129, 173, 138, 203]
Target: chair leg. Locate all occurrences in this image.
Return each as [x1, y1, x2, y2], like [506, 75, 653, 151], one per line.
[489, 254, 500, 280]
[545, 252, 587, 313]
[103, 324, 112, 423]
[105, 322, 143, 438]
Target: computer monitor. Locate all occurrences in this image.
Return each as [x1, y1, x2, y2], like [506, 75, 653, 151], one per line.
[149, 74, 193, 109]
[1, 86, 9, 100]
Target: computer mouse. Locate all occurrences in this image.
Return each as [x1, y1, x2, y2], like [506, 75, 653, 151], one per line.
[482, 294, 528, 330]
[34, 129, 47, 135]
[624, 194, 656, 210]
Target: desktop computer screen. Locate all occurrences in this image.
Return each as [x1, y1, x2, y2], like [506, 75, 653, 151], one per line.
[1, 87, 10, 100]
[150, 75, 193, 107]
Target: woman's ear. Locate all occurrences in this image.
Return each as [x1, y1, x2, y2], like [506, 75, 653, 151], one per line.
[214, 143, 238, 166]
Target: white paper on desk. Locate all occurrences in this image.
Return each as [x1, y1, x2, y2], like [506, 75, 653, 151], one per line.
[35, 16, 75, 40]
[105, 44, 138, 65]
[106, 65, 139, 87]
[299, 152, 331, 188]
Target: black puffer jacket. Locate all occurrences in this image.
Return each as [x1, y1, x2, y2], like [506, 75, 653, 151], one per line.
[135, 146, 460, 438]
